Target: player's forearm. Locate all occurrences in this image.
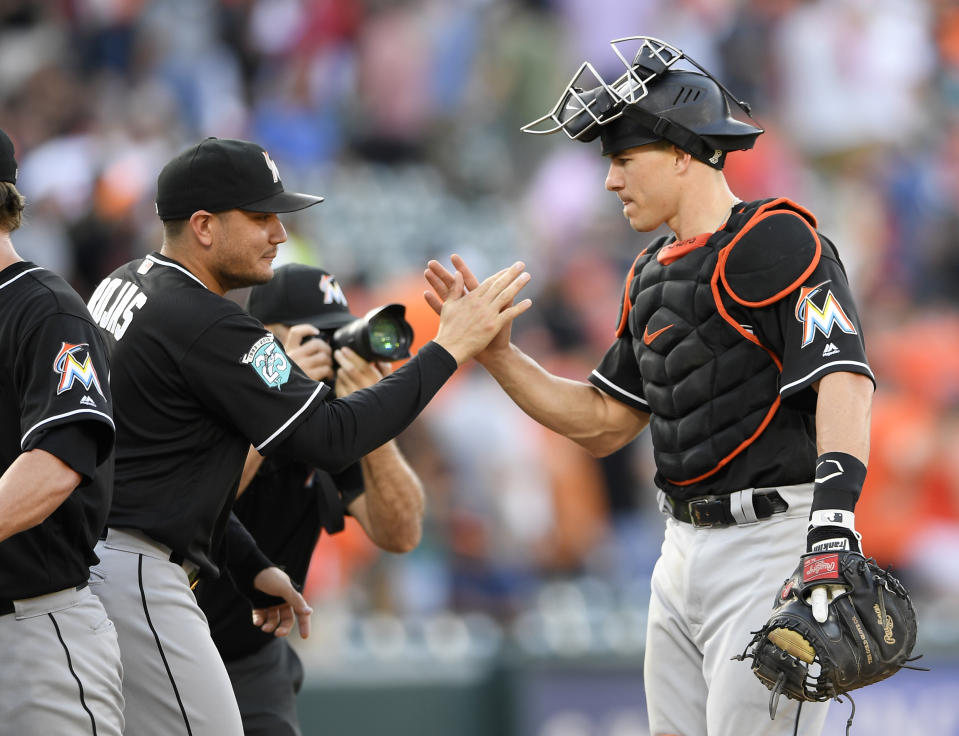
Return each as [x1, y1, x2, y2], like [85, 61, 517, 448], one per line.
[0, 449, 81, 543]
[814, 372, 873, 462]
[284, 341, 457, 472]
[357, 442, 425, 553]
[479, 343, 647, 456]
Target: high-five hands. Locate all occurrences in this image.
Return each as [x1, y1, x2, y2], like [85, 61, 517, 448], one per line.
[425, 258, 531, 365]
[425, 255, 522, 364]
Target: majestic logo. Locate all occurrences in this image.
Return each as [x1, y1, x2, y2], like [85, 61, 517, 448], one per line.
[241, 334, 291, 389]
[318, 274, 348, 307]
[642, 323, 673, 346]
[822, 342, 840, 357]
[262, 152, 281, 183]
[795, 280, 857, 348]
[803, 554, 839, 583]
[54, 342, 104, 396]
[873, 604, 896, 645]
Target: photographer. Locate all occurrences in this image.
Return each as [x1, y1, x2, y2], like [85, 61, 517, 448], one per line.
[197, 264, 425, 736]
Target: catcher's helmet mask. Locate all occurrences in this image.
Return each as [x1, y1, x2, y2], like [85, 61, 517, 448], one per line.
[523, 36, 763, 168]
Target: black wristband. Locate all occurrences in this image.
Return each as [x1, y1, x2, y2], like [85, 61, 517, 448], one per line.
[810, 451, 866, 514]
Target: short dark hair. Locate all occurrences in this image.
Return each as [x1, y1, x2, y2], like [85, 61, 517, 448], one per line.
[0, 181, 25, 232]
[162, 218, 188, 240]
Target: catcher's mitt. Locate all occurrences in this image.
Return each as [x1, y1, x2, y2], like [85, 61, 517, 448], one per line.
[736, 551, 923, 730]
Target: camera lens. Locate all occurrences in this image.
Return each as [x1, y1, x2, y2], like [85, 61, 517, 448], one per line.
[368, 316, 405, 358]
[330, 304, 413, 362]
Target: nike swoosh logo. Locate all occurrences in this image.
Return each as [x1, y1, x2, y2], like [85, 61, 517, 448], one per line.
[643, 323, 673, 345]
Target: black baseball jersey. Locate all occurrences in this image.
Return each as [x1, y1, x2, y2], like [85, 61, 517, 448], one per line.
[0, 261, 114, 599]
[198, 460, 364, 661]
[590, 198, 875, 498]
[89, 252, 455, 577]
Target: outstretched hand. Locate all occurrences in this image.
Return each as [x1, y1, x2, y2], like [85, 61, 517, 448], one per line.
[251, 566, 313, 639]
[424, 255, 524, 364]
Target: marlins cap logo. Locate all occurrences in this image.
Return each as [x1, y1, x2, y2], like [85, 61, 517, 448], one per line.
[794, 280, 857, 348]
[54, 342, 104, 396]
[318, 274, 348, 307]
[241, 333, 291, 389]
[262, 152, 280, 184]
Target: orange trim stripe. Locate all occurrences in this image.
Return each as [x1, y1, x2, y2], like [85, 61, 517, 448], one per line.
[615, 249, 647, 338]
[718, 209, 821, 308]
[662, 224, 787, 487]
[657, 232, 711, 266]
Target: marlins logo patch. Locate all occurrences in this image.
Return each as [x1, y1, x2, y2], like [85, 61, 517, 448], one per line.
[794, 280, 857, 348]
[241, 333, 291, 389]
[54, 342, 104, 396]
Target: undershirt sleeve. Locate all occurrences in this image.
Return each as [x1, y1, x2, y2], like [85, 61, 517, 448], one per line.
[275, 341, 457, 472]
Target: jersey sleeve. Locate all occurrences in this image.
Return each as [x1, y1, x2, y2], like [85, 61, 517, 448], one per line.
[182, 313, 332, 453]
[331, 462, 365, 511]
[30, 423, 100, 482]
[589, 335, 650, 412]
[17, 311, 114, 464]
[774, 242, 875, 408]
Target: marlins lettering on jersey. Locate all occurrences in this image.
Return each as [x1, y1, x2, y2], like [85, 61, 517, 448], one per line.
[87, 278, 149, 340]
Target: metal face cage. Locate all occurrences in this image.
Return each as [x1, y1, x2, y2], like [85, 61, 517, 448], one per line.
[522, 36, 754, 141]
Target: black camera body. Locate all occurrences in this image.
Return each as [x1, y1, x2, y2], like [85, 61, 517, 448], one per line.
[304, 303, 414, 363]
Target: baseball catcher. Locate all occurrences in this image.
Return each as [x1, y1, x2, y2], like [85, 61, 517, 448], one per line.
[736, 548, 923, 733]
[425, 33, 915, 736]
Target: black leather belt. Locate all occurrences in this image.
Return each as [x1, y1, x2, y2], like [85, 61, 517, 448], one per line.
[662, 489, 788, 528]
[0, 582, 89, 616]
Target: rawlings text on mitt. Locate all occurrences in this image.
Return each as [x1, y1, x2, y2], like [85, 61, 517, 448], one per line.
[736, 551, 921, 725]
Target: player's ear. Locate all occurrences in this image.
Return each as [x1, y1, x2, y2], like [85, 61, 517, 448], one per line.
[189, 210, 216, 248]
[672, 145, 692, 172]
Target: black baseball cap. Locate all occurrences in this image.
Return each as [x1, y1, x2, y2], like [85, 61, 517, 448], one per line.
[0, 128, 17, 184]
[155, 137, 323, 221]
[246, 264, 356, 329]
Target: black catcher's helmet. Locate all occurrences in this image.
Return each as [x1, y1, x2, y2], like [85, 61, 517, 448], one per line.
[523, 37, 763, 169]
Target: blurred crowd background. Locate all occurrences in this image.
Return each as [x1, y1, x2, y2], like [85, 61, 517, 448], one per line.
[2, 0, 957, 731]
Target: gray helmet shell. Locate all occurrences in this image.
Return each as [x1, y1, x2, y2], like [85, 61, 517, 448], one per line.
[598, 70, 763, 166]
[523, 36, 763, 168]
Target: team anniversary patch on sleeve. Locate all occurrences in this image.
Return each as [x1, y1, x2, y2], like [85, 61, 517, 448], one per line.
[241, 333, 291, 389]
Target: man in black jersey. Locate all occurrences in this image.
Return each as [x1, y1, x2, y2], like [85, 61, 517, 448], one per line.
[86, 136, 531, 735]
[197, 264, 426, 736]
[425, 38, 875, 736]
[0, 127, 124, 734]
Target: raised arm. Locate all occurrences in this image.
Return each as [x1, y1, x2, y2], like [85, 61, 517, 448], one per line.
[425, 255, 648, 457]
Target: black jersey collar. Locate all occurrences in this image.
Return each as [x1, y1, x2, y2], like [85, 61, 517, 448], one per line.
[0, 261, 42, 292]
[145, 253, 208, 290]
